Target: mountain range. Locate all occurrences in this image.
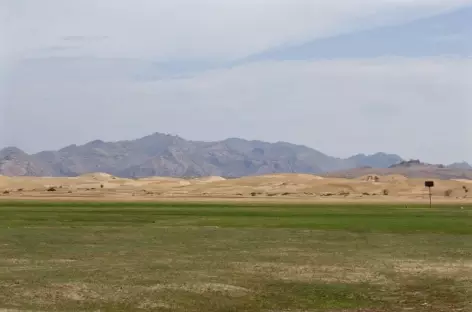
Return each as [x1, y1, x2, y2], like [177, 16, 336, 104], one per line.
[1, 133, 470, 179]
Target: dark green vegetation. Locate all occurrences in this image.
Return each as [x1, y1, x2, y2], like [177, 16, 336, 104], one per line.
[0, 200, 471, 311]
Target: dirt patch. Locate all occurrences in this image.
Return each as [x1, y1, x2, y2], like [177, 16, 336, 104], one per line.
[0, 309, 43, 312]
[45, 259, 77, 264]
[0, 259, 31, 265]
[390, 259, 472, 280]
[137, 300, 172, 309]
[149, 282, 251, 297]
[233, 262, 388, 284]
[51, 282, 95, 301]
[19, 283, 99, 304]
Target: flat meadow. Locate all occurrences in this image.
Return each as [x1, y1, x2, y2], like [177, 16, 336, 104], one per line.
[0, 200, 471, 311]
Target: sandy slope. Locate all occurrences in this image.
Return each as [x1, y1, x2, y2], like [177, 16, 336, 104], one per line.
[1, 172, 471, 203]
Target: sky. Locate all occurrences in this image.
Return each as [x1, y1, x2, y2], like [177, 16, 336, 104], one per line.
[1, 0, 471, 164]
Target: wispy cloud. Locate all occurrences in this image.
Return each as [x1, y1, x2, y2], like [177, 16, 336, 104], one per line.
[61, 35, 109, 42]
[239, 6, 472, 62]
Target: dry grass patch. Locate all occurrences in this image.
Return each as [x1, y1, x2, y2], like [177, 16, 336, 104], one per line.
[19, 282, 99, 304]
[137, 300, 172, 309]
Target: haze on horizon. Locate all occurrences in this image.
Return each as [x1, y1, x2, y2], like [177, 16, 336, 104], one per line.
[1, 0, 471, 164]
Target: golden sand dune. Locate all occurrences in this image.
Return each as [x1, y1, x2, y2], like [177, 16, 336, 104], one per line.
[192, 176, 227, 183]
[79, 172, 115, 180]
[454, 179, 472, 184]
[0, 173, 471, 202]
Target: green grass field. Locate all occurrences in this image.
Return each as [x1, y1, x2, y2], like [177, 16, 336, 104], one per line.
[0, 200, 471, 312]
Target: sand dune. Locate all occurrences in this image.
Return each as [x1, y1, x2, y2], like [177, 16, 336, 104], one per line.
[0, 173, 471, 202]
[79, 172, 115, 180]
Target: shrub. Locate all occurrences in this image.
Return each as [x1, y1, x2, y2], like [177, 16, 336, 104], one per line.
[382, 189, 389, 196]
[47, 187, 57, 192]
[444, 189, 453, 197]
[321, 192, 335, 197]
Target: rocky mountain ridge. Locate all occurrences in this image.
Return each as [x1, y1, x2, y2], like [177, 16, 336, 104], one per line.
[0, 132, 407, 178]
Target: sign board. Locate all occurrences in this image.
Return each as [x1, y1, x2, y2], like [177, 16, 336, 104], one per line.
[425, 181, 434, 188]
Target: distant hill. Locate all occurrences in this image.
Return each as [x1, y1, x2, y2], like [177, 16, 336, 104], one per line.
[448, 162, 472, 170]
[325, 160, 472, 180]
[0, 133, 404, 178]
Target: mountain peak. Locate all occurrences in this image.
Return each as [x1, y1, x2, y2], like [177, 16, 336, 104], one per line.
[0, 147, 29, 159]
[85, 139, 106, 147]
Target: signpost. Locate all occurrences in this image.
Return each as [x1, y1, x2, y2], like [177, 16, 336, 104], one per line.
[425, 181, 434, 208]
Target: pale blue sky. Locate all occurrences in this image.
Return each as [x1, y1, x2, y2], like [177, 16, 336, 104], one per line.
[1, 0, 471, 164]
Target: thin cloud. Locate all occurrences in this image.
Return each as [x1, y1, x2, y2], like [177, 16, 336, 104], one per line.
[61, 35, 109, 42]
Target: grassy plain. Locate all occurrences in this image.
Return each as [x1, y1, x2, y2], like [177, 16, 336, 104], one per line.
[0, 200, 471, 311]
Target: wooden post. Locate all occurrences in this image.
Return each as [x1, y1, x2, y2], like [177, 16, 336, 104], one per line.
[425, 181, 434, 208]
